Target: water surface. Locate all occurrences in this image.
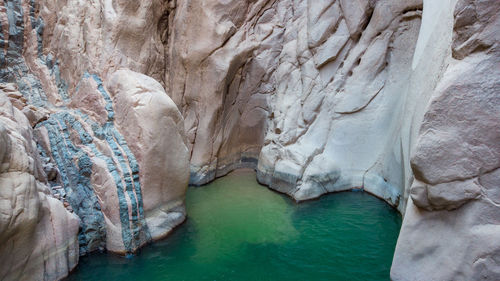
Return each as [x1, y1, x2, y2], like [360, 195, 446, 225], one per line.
[67, 169, 401, 281]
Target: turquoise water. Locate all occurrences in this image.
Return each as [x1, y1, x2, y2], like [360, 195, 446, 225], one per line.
[66, 169, 401, 281]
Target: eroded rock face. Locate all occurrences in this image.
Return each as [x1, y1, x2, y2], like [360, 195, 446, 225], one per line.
[0, 0, 189, 271]
[167, 0, 276, 184]
[0, 87, 79, 281]
[0, 0, 499, 280]
[255, 0, 425, 211]
[167, 0, 425, 212]
[391, 0, 500, 280]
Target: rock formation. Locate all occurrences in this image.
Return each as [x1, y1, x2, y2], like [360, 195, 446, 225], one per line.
[1, 0, 188, 279]
[392, 0, 500, 280]
[0, 85, 79, 281]
[167, 0, 426, 213]
[0, 0, 498, 280]
[168, 1, 499, 279]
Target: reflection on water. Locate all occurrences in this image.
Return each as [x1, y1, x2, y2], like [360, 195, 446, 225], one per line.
[66, 169, 401, 281]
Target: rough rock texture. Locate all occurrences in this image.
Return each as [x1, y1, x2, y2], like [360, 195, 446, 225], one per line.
[0, 1, 188, 280]
[0, 87, 79, 281]
[391, 0, 500, 280]
[255, 0, 425, 211]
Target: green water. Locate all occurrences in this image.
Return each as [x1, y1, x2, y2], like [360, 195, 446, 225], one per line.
[67, 169, 402, 281]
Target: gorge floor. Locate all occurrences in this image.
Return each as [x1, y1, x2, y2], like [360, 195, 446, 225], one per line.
[66, 169, 402, 281]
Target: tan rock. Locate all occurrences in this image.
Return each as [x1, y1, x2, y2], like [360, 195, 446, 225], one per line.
[0, 0, 499, 280]
[1, 0, 190, 258]
[0, 91, 79, 281]
[391, 0, 500, 279]
[106, 69, 189, 241]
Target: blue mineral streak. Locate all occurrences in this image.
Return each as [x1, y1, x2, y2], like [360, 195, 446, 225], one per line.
[38, 82, 152, 254]
[86, 71, 151, 248]
[1, 0, 151, 255]
[40, 113, 107, 254]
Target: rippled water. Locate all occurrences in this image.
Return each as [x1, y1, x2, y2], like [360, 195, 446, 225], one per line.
[67, 169, 401, 281]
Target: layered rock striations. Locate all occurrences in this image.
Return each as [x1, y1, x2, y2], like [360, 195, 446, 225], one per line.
[1, 0, 188, 279]
[0, 86, 79, 281]
[0, 0, 499, 280]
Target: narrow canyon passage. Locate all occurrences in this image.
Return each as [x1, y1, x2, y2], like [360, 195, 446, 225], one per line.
[66, 169, 401, 281]
[1, 0, 498, 279]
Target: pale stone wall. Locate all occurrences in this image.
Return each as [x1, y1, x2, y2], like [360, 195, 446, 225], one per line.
[0, 0, 498, 280]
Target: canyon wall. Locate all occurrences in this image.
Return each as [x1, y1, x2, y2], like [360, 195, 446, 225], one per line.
[0, 0, 188, 279]
[169, 0, 497, 206]
[0, 85, 79, 281]
[169, 0, 425, 212]
[392, 0, 500, 279]
[169, 0, 500, 279]
[0, 0, 498, 280]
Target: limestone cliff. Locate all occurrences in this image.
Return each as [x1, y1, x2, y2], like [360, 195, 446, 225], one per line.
[0, 0, 498, 280]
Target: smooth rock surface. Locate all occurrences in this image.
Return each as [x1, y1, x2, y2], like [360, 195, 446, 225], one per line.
[0, 0, 499, 280]
[0, 0, 189, 260]
[167, 0, 425, 214]
[0, 88, 79, 281]
[391, 0, 500, 280]
[107, 69, 189, 242]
